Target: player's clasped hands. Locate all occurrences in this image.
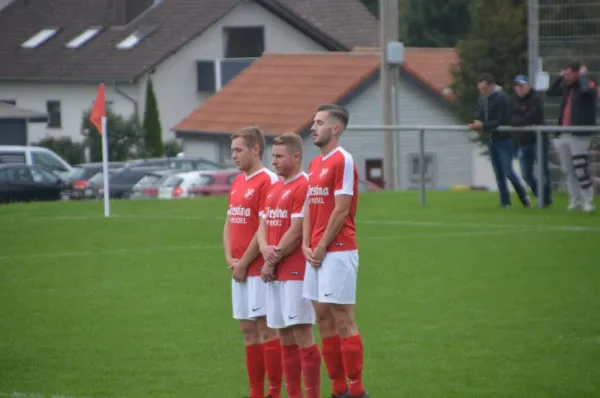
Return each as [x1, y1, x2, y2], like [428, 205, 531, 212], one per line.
[260, 245, 281, 282]
[303, 244, 325, 268]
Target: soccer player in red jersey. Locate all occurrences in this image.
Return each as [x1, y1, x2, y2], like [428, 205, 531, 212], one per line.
[223, 126, 281, 398]
[302, 105, 369, 398]
[257, 133, 321, 398]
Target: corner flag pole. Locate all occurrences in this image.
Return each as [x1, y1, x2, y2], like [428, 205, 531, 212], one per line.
[90, 83, 111, 217]
[100, 115, 111, 217]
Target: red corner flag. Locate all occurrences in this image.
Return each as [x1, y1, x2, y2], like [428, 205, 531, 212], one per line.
[90, 83, 106, 134]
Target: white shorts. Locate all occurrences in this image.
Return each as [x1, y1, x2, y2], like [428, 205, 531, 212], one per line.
[266, 281, 315, 329]
[302, 250, 359, 305]
[232, 276, 267, 320]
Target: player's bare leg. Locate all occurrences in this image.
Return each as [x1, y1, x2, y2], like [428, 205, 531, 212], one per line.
[331, 304, 367, 398]
[255, 316, 282, 398]
[313, 301, 348, 397]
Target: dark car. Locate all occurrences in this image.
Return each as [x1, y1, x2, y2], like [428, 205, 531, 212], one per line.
[0, 164, 66, 204]
[98, 166, 165, 199]
[62, 161, 125, 200]
[124, 156, 224, 171]
[187, 169, 242, 197]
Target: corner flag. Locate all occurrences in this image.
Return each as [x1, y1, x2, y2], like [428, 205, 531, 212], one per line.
[90, 83, 111, 217]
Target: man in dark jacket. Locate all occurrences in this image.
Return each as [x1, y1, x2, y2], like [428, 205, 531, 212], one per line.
[547, 62, 597, 212]
[469, 73, 530, 208]
[510, 75, 552, 207]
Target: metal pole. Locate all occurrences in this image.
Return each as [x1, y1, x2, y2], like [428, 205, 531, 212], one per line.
[527, 0, 540, 84]
[536, 128, 544, 208]
[380, 0, 399, 190]
[419, 129, 426, 205]
[391, 70, 400, 190]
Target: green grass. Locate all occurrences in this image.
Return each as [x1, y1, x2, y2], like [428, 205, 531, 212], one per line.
[0, 191, 599, 397]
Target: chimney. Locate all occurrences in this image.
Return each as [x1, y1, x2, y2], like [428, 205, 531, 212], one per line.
[112, 0, 155, 26]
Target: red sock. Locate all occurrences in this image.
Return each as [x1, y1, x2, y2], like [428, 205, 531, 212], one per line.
[300, 344, 322, 398]
[245, 344, 265, 398]
[282, 344, 302, 398]
[263, 339, 283, 398]
[321, 335, 347, 395]
[341, 334, 365, 396]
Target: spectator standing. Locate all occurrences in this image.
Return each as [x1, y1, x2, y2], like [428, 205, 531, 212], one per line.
[547, 62, 597, 212]
[510, 75, 552, 207]
[469, 73, 530, 208]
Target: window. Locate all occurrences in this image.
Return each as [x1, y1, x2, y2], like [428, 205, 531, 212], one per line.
[408, 153, 436, 182]
[162, 175, 183, 187]
[31, 151, 69, 173]
[116, 26, 156, 50]
[65, 27, 102, 49]
[21, 28, 58, 49]
[46, 100, 62, 128]
[0, 100, 16, 105]
[224, 26, 264, 58]
[30, 166, 59, 184]
[191, 175, 214, 187]
[0, 151, 26, 164]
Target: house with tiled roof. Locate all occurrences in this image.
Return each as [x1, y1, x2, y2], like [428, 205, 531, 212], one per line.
[174, 48, 478, 190]
[0, 0, 378, 147]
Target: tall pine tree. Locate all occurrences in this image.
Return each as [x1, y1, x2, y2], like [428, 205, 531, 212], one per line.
[405, 0, 471, 47]
[142, 78, 164, 157]
[450, 0, 527, 123]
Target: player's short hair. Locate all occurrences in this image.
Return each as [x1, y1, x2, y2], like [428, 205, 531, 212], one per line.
[317, 104, 349, 128]
[231, 125, 265, 157]
[565, 61, 581, 72]
[273, 132, 303, 155]
[477, 73, 495, 84]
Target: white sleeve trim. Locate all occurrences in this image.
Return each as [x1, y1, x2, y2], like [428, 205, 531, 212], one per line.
[334, 150, 354, 196]
[291, 213, 304, 219]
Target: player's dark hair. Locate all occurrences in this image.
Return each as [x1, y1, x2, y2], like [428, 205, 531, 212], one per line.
[232, 125, 265, 157]
[273, 132, 303, 156]
[565, 61, 581, 72]
[317, 104, 349, 128]
[477, 73, 495, 84]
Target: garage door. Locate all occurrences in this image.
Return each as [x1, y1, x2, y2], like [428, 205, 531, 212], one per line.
[0, 119, 27, 145]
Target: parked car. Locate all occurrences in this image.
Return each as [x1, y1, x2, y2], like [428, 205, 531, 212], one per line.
[0, 145, 73, 178]
[130, 169, 185, 199]
[187, 169, 241, 197]
[157, 170, 214, 199]
[61, 162, 126, 200]
[0, 164, 66, 203]
[124, 156, 224, 171]
[98, 166, 164, 199]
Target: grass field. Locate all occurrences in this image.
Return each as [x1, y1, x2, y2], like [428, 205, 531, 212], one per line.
[1, 191, 599, 398]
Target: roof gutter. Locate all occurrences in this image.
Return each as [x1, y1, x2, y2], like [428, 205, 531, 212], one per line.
[113, 80, 139, 120]
[0, 77, 133, 84]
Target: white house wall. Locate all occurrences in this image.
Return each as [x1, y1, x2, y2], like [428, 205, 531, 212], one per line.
[142, 0, 327, 142]
[1, 1, 327, 147]
[0, 82, 137, 144]
[342, 77, 476, 190]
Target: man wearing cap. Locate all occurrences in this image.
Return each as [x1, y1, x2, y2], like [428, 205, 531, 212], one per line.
[510, 74, 552, 207]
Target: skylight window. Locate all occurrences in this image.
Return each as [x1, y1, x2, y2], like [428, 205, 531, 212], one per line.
[65, 27, 102, 49]
[21, 28, 58, 49]
[115, 26, 156, 50]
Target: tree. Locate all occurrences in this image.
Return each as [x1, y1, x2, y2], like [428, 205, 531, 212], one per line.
[81, 107, 144, 162]
[405, 0, 471, 47]
[142, 78, 163, 157]
[162, 139, 183, 157]
[33, 136, 85, 165]
[450, 0, 527, 124]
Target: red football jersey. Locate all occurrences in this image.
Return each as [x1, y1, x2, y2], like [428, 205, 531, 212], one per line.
[306, 147, 358, 252]
[262, 172, 308, 281]
[227, 168, 279, 276]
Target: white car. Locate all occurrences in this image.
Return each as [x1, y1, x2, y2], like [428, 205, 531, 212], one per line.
[0, 145, 73, 179]
[157, 170, 213, 199]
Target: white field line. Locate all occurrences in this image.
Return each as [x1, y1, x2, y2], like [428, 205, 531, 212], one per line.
[0, 393, 94, 398]
[22, 214, 600, 233]
[0, 230, 513, 262]
[0, 244, 221, 261]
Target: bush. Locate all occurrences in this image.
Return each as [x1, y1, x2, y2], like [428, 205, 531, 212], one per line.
[32, 136, 85, 165]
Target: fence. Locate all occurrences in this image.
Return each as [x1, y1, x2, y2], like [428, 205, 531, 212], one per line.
[345, 124, 600, 208]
